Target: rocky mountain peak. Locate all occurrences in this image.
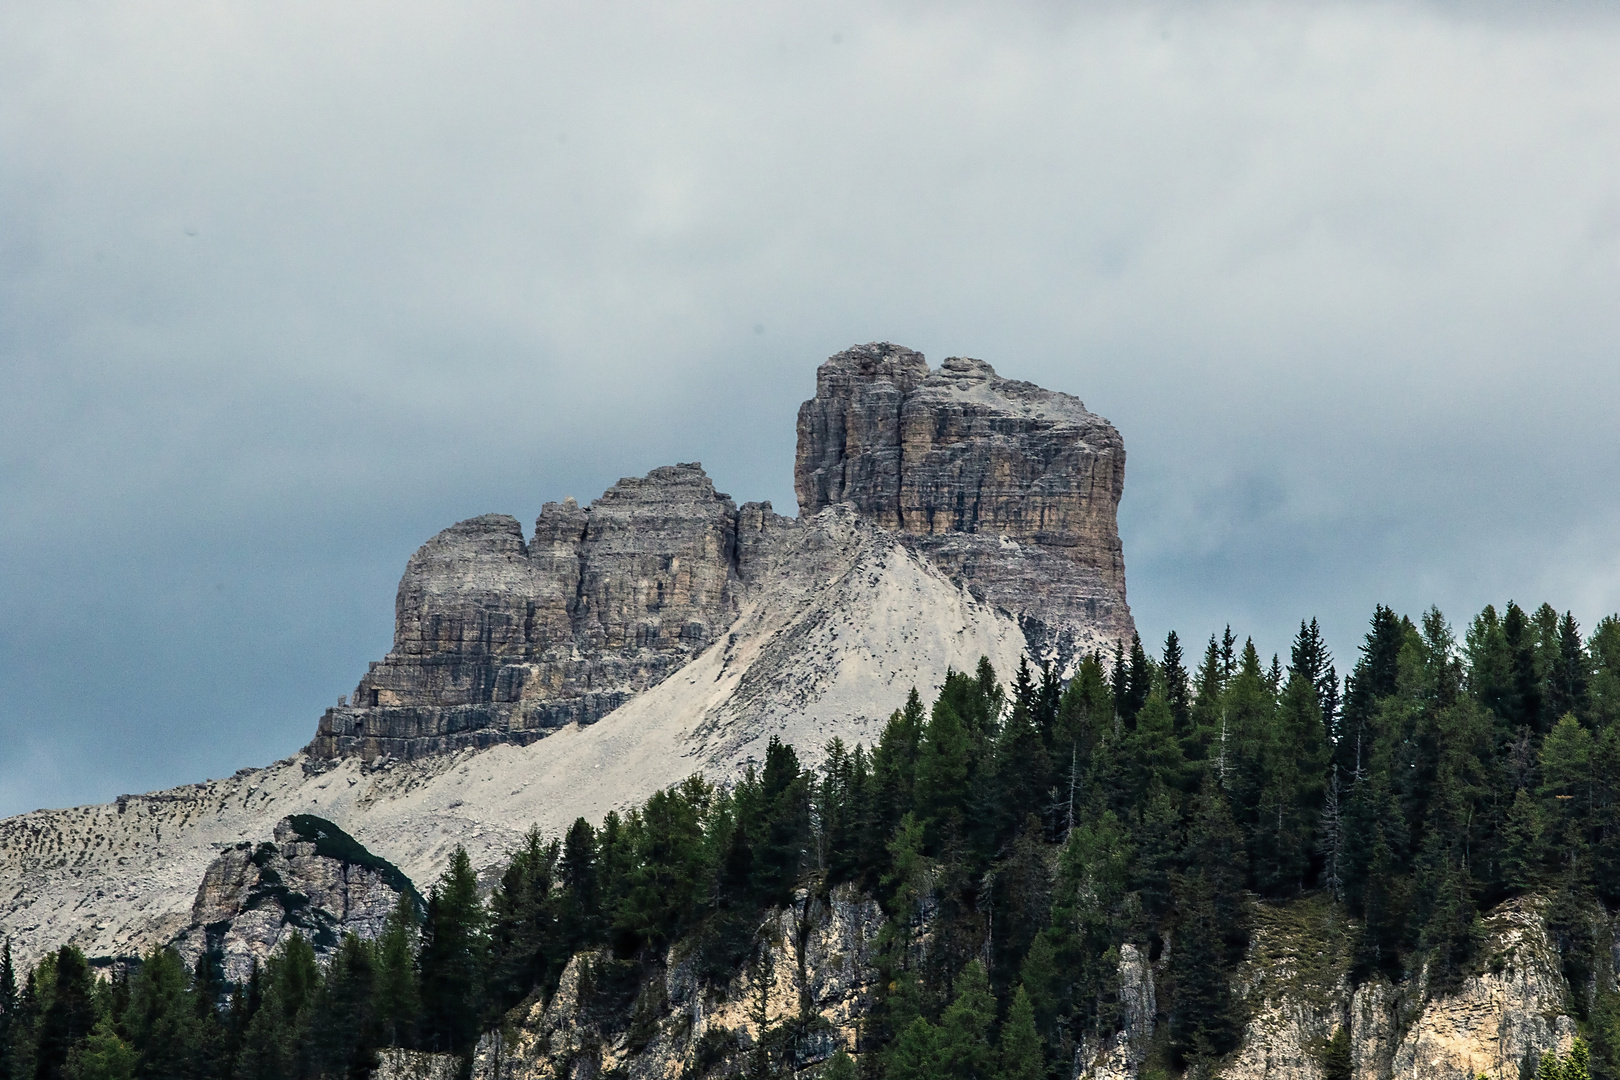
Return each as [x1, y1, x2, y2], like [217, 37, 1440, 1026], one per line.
[311, 344, 1131, 763]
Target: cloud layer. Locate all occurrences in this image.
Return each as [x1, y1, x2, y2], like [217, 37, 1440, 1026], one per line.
[3, 1, 1618, 815]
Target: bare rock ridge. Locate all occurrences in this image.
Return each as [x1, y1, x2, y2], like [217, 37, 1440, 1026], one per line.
[314, 344, 1133, 762]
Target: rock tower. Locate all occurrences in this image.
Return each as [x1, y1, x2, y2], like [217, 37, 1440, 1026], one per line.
[311, 344, 1132, 761]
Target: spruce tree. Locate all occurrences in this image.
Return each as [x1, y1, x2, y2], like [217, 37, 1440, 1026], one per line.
[997, 986, 1043, 1080]
[0, 938, 16, 1080]
[371, 893, 420, 1048]
[124, 947, 205, 1080]
[34, 946, 99, 1080]
[934, 961, 995, 1080]
[1161, 630, 1192, 734]
[418, 848, 490, 1054]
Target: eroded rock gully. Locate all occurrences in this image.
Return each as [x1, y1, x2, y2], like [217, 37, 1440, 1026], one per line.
[314, 343, 1134, 763]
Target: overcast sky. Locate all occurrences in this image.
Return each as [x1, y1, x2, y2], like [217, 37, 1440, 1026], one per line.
[3, 1, 1618, 818]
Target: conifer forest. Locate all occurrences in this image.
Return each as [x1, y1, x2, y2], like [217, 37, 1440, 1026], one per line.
[4, 601, 1620, 1080]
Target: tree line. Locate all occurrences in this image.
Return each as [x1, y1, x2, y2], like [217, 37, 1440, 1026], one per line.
[2, 600, 1619, 1079]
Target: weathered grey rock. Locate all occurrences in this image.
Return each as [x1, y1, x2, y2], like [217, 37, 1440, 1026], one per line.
[171, 815, 416, 985]
[1213, 893, 1578, 1080]
[797, 345, 1132, 654]
[313, 464, 745, 760]
[312, 345, 1133, 763]
[472, 883, 883, 1080]
[375, 1050, 461, 1080]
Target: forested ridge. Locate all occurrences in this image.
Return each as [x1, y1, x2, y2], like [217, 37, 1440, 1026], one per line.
[4, 601, 1620, 1080]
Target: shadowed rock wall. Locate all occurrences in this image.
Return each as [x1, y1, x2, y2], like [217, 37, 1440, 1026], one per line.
[313, 464, 757, 760]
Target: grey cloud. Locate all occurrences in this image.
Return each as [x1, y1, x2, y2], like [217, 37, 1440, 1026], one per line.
[2, 1, 1618, 814]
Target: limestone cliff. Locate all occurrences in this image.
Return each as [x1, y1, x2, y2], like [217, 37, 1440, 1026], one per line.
[314, 465, 746, 760]
[314, 343, 1133, 764]
[796, 344, 1132, 655]
[1212, 894, 1582, 1080]
[471, 885, 884, 1080]
[461, 889, 1598, 1080]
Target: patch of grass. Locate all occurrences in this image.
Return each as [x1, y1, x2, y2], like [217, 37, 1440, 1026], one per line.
[1243, 893, 1354, 1011]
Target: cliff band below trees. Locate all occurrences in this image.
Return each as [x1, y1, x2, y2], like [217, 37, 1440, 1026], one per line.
[314, 343, 1132, 762]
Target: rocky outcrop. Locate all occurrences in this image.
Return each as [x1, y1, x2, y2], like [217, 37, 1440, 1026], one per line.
[1381, 898, 1577, 1080]
[1210, 894, 1579, 1080]
[314, 464, 749, 760]
[374, 1050, 461, 1080]
[313, 344, 1133, 764]
[796, 344, 1132, 654]
[472, 884, 883, 1080]
[170, 814, 416, 985]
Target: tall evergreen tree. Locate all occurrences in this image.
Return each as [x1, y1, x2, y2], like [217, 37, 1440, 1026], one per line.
[1161, 630, 1192, 734]
[418, 848, 490, 1054]
[34, 946, 99, 1080]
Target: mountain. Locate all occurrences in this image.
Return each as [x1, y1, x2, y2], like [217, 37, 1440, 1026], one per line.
[0, 343, 1133, 969]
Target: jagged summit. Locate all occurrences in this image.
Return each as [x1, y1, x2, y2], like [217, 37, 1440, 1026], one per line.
[313, 344, 1131, 762]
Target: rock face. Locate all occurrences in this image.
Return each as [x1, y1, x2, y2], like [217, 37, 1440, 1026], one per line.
[472, 884, 884, 1080]
[1209, 894, 1578, 1080]
[314, 465, 749, 760]
[170, 815, 416, 985]
[796, 343, 1132, 654]
[314, 344, 1133, 763]
[466, 887, 1594, 1080]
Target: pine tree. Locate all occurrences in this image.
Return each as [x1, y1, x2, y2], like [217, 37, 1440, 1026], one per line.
[934, 962, 995, 1080]
[419, 848, 490, 1054]
[1162, 631, 1192, 734]
[372, 892, 420, 1048]
[997, 986, 1043, 1080]
[0, 937, 16, 1080]
[1124, 634, 1152, 723]
[234, 934, 319, 1080]
[34, 946, 99, 1080]
[65, 1017, 136, 1080]
[1502, 788, 1547, 893]
[820, 1050, 857, 1080]
[488, 827, 559, 1013]
[308, 934, 380, 1080]
[125, 947, 206, 1080]
[1320, 1025, 1352, 1080]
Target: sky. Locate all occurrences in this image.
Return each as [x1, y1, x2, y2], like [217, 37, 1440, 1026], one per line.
[3, 1, 1618, 818]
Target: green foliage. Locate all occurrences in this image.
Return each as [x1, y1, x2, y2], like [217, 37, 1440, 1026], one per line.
[20, 596, 1620, 1079]
[65, 1018, 135, 1080]
[1320, 1025, 1351, 1080]
[419, 847, 489, 1054]
[997, 986, 1044, 1080]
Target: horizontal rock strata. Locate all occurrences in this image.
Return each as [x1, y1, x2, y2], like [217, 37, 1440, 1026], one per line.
[796, 343, 1132, 652]
[316, 344, 1133, 763]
